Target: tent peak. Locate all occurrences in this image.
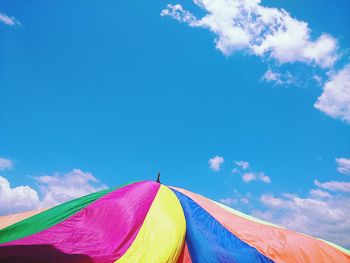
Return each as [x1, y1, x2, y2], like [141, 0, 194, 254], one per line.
[156, 172, 161, 183]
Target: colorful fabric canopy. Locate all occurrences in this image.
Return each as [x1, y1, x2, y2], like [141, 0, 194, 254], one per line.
[0, 180, 349, 262]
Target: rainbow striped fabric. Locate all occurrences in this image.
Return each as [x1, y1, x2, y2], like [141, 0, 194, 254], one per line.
[0, 181, 349, 262]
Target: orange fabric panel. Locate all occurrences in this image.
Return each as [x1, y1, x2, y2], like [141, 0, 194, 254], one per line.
[177, 243, 192, 263]
[0, 208, 47, 230]
[173, 187, 350, 263]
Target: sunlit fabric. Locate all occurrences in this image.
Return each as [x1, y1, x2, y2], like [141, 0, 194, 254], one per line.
[0, 180, 349, 263]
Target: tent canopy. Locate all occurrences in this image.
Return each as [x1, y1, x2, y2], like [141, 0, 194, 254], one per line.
[0, 180, 349, 262]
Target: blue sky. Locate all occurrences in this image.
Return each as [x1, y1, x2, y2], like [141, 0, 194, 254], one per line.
[0, 0, 350, 247]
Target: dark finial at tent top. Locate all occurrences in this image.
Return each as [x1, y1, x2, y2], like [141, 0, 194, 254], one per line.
[156, 172, 161, 183]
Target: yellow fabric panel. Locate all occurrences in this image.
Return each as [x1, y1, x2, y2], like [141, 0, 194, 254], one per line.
[115, 185, 186, 263]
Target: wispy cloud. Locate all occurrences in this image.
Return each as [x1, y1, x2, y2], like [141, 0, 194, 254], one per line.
[242, 172, 257, 183]
[309, 188, 332, 199]
[314, 179, 350, 193]
[262, 68, 297, 87]
[220, 197, 237, 206]
[209, 155, 224, 171]
[0, 157, 13, 171]
[242, 171, 271, 183]
[220, 188, 251, 209]
[234, 160, 249, 170]
[0, 12, 20, 26]
[233, 160, 271, 183]
[336, 158, 350, 175]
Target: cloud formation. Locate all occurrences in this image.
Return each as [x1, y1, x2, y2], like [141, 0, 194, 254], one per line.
[209, 155, 224, 171]
[220, 197, 237, 206]
[314, 64, 350, 123]
[233, 160, 271, 183]
[220, 188, 251, 210]
[0, 157, 13, 171]
[161, 0, 350, 124]
[224, 156, 350, 247]
[161, 0, 338, 68]
[314, 179, 350, 193]
[242, 172, 271, 183]
[255, 187, 350, 248]
[0, 12, 20, 26]
[0, 176, 40, 215]
[254, 161, 350, 249]
[0, 169, 107, 215]
[234, 160, 249, 170]
[262, 68, 296, 86]
[35, 169, 107, 207]
[336, 158, 350, 175]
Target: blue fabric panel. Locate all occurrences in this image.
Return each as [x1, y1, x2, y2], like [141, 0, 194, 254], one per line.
[172, 189, 274, 263]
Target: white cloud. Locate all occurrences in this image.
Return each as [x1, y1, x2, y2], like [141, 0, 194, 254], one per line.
[0, 157, 13, 171]
[336, 157, 350, 175]
[242, 172, 257, 183]
[162, 0, 350, 125]
[262, 68, 296, 86]
[314, 179, 350, 193]
[240, 197, 250, 204]
[255, 190, 350, 248]
[259, 173, 271, 183]
[0, 12, 20, 26]
[260, 193, 285, 208]
[35, 169, 107, 207]
[220, 196, 250, 207]
[314, 64, 350, 123]
[313, 75, 324, 87]
[161, 4, 197, 25]
[253, 155, 350, 248]
[235, 160, 249, 170]
[0, 176, 40, 215]
[242, 171, 271, 184]
[309, 188, 332, 199]
[209, 155, 224, 171]
[220, 188, 251, 209]
[0, 169, 107, 215]
[262, 69, 282, 84]
[220, 197, 237, 206]
[233, 160, 271, 183]
[161, 0, 338, 68]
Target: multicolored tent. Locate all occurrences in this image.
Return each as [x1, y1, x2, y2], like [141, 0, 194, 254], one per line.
[0, 180, 349, 262]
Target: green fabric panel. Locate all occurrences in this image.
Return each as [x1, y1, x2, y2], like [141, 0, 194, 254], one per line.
[317, 239, 350, 256]
[0, 182, 132, 244]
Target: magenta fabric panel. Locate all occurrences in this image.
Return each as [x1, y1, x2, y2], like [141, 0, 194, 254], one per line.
[0, 245, 94, 263]
[0, 181, 160, 263]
